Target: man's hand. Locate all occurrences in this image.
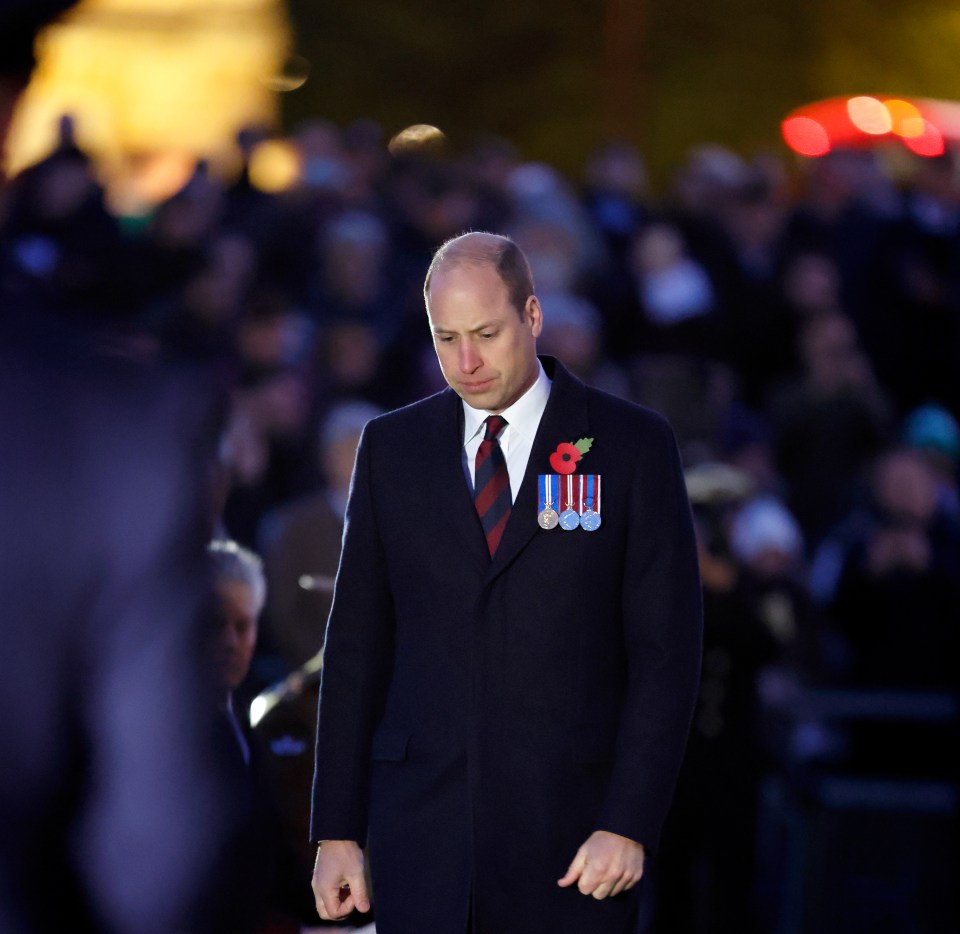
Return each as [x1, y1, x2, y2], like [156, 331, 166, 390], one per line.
[557, 830, 645, 899]
[311, 840, 371, 920]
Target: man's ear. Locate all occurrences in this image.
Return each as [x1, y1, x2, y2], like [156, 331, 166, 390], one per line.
[525, 295, 543, 338]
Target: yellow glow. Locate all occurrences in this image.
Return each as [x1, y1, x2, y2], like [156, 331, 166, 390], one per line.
[388, 123, 446, 156]
[884, 99, 924, 138]
[248, 139, 300, 192]
[263, 53, 311, 93]
[106, 151, 197, 215]
[847, 96, 893, 135]
[5, 0, 290, 198]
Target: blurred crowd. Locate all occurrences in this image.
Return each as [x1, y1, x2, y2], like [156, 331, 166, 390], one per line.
[2, 115, 959, 932]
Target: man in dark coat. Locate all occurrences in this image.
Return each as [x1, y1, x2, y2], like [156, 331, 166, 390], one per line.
[310, 232, 703, 934]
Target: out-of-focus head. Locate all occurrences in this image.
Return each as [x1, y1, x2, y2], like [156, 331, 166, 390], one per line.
[512, 218, 579, 293]
[782, 251, 842, 316]
[536, 291, 601, 374]
[672, 144, 749, 216]
[902, 403, 960, 475]
[729, 495, 804, 577]
[799, 313, 869, 391]
[322, 210, 389, 299]
[631, 223, 686, 275]
[208, 540, 265, 693]
[424, 231, 542, 414]
[871, 448, 939, 528]
[320, 400, 384, 494]
[584, 140, 647, 199]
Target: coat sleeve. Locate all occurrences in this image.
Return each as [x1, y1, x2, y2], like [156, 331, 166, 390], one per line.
[597, 413, 703, 854]
[310, 422, 395, 845]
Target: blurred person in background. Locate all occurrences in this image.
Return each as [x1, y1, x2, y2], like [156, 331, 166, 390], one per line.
[534, 289, 630, 400]
[258, 400, 383, 672]
[581, 140, 650, 263]
[901, 403, 960, 519]
[769, 312, 892, 547]
[821, 447, 960, 688]
[864, 152, 960, 416]
[588, 214, 724, 365]
[220, 363, 315, 547]
[0, 115, 130, 322]
[209, 540, 267, 765]
[656, 492, 815, 934]
[1, 6, 251, 932]
[207, 540, 323, 932]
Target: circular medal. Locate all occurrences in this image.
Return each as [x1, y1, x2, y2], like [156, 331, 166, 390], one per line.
[538, 507, 560, 530]
[580, 509, 602, 532]
[559, 509, 580, 531]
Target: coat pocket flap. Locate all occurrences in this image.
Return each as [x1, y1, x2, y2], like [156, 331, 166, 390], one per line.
[371, 726, 410, 762]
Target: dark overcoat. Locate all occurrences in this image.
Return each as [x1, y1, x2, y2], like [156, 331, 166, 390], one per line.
[311, 357, 703, 934]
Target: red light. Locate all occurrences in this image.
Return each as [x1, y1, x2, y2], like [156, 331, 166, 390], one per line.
[782, 116, 831, 157]
[904, 119, 945, 157]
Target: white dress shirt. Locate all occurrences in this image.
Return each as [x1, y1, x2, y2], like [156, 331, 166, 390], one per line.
[462, 360, 552, 503]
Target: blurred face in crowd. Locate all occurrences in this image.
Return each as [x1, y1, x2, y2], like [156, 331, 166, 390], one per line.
[212, 579, 259, 692]
[632, 224, 685, 275]
[873, 450, 938, 528]
[426, 262, 541, 414]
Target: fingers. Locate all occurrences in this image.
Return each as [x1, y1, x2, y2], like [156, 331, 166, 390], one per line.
[312, 842, 370, 920]
[315, 883, 357, 920]
[608, 870, 636, 898]
[557, 846, 587, 887]
[311, 876, 342, 921]
[561, 832, 646, 901]
[589, 879, 615, 900]
[346, 869, 371, 914]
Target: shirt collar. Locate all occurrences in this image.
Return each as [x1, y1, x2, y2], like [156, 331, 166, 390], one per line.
[462, 359, 551, 445]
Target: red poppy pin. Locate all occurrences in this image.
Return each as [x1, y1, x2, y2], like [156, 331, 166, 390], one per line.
[549, 437, 593, 474]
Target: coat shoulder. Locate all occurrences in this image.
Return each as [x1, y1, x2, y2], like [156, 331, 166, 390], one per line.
[364, 389, 452, 440]
[584, 384, 676, 445]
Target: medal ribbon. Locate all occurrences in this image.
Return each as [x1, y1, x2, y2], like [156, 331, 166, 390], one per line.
[563, 474, 574, 512]
[539, 474, 557, 512]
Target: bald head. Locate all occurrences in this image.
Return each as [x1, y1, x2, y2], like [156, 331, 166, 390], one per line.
[424, 231, 534, 318]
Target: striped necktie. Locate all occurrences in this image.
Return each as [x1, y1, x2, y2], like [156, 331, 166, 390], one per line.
[474, 415, 511, 556]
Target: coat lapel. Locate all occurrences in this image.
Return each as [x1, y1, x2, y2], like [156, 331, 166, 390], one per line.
[484, 358, 590, 585]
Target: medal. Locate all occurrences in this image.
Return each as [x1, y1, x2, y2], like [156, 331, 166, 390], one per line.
[579, 474, 602, 531]
[559, 473, 580, 531]
[537, 474, 560, 529]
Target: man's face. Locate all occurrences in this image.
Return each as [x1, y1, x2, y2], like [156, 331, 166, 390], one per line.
[427, 263, 542, 413]
[212, 580, 259, 692]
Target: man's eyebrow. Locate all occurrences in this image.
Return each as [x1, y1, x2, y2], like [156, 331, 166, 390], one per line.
[431, 321, 500, 334]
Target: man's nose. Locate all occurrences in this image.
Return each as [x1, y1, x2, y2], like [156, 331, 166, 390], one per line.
[459, 341, 481, 373]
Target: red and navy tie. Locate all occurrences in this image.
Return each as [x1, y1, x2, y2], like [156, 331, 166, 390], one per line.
[474, 415, 511, 556]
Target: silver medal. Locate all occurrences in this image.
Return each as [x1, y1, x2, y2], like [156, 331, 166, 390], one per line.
[538, 507, 560, 529]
